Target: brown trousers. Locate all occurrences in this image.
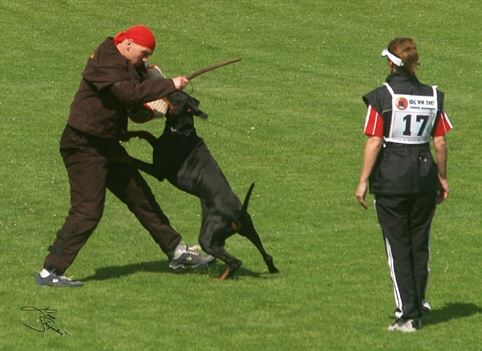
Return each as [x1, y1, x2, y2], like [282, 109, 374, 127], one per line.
[43, 125, 181, 274]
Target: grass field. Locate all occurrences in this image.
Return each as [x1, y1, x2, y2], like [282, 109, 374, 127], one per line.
[1, 0, 481, 350]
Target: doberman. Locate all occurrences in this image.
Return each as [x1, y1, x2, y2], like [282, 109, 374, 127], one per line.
[126, 91, 279, 280]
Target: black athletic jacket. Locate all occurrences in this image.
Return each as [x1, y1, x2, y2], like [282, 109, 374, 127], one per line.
[362, 72, 445, 196]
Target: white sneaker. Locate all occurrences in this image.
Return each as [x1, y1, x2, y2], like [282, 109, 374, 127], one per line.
[388, 318, 421, 332]
[169, 245, 215, 270]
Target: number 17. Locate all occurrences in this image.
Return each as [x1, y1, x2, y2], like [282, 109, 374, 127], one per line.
[402, 114, 429, 136]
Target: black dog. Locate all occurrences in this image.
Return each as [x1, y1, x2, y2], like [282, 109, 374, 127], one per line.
[127, 91, 279, 280]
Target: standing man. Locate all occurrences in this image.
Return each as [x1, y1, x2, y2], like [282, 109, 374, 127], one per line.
[355, 38, 452, 332]
[36, 25, 214, 287]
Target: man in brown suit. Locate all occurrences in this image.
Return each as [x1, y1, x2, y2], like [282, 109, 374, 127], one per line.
[36, 25, 214, 287]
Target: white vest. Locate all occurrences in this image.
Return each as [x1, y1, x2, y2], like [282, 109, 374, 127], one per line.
[384, 83, 438, 144]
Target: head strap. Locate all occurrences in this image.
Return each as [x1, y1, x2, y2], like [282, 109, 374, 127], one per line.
[381, 48, 404, 67]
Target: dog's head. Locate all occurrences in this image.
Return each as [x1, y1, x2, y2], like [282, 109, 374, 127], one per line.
[163, 91, 208, 132]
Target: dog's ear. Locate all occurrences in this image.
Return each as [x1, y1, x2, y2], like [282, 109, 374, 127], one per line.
[188, 96, 208, 120]
[193, 109, 208, 120]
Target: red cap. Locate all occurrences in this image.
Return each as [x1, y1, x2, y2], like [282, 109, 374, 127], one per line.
[113, 25, 156, 51]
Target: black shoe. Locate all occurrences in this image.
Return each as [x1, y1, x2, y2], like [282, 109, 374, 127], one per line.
[36, 272, 83, 287]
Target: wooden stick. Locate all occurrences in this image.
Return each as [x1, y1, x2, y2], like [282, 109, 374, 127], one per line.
[187, 57, 242, 80]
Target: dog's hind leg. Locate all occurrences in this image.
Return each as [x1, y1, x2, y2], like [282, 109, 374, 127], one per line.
[198, 220, 243, 281]
[202, 242, 243, 281]
[238, 214, 279, 274]
[234, 184, 279, 274]
[216, 257, 242, 281]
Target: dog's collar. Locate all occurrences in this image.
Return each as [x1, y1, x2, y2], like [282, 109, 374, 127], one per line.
[170, 126, 194, 136]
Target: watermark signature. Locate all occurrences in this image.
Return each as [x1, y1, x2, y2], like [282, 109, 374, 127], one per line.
[21, 306, 71, 336]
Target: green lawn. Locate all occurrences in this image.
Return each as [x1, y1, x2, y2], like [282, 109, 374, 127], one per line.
[1, 1, 481, 350]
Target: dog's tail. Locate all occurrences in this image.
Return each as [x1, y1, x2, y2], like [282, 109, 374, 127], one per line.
[231, 182, 255, 232]
[241, 182, 255, 216]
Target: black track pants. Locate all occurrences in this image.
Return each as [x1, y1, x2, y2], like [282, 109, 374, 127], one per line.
[375, 192, 436, 320]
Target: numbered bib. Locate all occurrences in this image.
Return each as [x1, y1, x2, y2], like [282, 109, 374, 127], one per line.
[384, 83, 438, 144]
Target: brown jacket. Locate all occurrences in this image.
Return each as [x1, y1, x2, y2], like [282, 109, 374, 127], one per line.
[67, 38, 176, 139]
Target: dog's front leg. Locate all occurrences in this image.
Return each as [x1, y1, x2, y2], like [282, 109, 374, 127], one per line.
[126, 130, 158, 148]
[129, 157, 165, 181]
